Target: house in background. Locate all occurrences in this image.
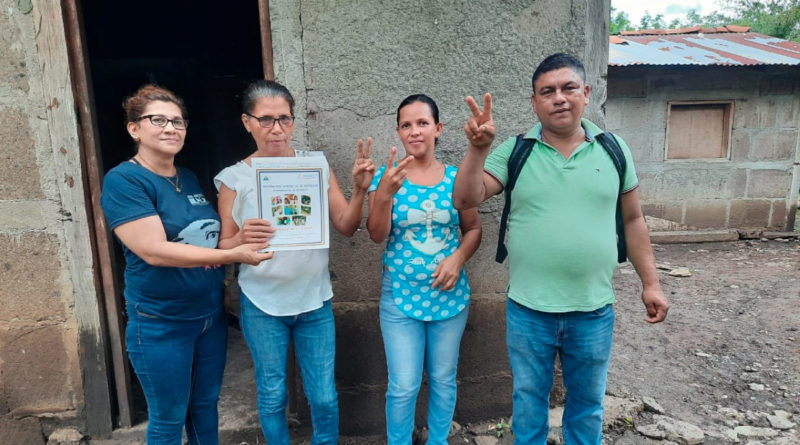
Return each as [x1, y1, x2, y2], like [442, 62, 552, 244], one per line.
[606, 26, 800, 232]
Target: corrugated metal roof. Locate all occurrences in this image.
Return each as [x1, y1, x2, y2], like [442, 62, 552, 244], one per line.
[610, 27, 800, 66]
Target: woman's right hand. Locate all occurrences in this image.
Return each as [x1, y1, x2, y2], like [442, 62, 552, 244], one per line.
[376, 147, 415, 198]
[237, 218, 275, 245]
[231, 242, 274, 265]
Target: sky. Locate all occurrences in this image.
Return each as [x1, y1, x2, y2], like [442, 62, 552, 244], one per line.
[611, 0, 728, 27]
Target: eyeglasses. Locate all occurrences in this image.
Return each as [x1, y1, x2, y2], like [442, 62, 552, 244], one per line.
[138, 114, 188, 130]
[246, 113, 295, 129]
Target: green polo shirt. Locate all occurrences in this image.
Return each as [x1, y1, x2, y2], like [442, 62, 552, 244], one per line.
[484, 118, 638, 312]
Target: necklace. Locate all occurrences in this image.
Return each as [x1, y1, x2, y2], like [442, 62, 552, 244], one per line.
[131, 156, 181, 193]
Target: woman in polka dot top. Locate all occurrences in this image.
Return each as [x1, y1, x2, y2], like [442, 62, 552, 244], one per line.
[367, 94, 482, 445]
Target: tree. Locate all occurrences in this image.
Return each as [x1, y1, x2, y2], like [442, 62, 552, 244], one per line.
[609, 0, 800, 41]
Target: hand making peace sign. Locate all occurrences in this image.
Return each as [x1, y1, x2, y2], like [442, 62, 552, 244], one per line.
[463, 93, 496, 151]
[376, 147, 415, 198]
[352, 137, 376, 191]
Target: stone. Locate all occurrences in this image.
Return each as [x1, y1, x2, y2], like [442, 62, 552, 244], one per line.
[638, 415, 705, 445]
[749, 383, 765, 391]
[0, 111, 43, 200]
[695, 351, 712, 357]
[603, 396, 644, 429]
[733, 426, 779, 438]
[549, 406, 564, 428]
[546, 426, 563, 445]
[474, 435, 499, 445]
[449, 421, 462, 437]
[767, 414, 795, 430]
[642, 396, 665, 414]
[669, 267, 692, 277]
[772, 409, 792, 419]
[46, 428, 84, 444]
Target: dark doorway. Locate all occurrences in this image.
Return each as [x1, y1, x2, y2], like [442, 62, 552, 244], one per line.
[80, 0, 265, 424]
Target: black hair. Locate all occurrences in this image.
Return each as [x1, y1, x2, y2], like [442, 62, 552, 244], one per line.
[242, 80, 295, 116]
[396, 94, 440, 126]
[531, 53, 586, 92]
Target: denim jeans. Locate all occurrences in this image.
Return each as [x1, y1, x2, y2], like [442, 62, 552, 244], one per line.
[380, 271, 469, 445]
[126, 303, 228, 445]
[506, 299, 615, 445]
[240, 295, 338, 445]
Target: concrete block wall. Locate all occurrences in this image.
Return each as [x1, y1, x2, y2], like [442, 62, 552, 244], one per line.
[0, 0, 103, 439]
[271, 0, 609, 434]
[607, 65, 800, 231]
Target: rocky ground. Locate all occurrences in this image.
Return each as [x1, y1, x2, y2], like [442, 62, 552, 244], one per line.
[51, 238, 799, 445]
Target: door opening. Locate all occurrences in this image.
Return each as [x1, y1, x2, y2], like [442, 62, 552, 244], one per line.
[80, 0, 265, 425]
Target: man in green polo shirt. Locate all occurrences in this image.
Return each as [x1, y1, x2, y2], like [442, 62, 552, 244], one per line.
[453, 53, 669, 445]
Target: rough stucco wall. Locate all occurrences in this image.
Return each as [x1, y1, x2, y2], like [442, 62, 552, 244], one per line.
[0, 0, 86, 436]
[607, 66, 800, 231]
[271, 0, 608, 434]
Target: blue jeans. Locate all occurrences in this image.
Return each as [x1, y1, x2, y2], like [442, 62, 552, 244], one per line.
[240, 295, 338, 445]
[380, 272, 469, 445]
[506, 299, 615, 445]
[126, 303, 228, 445]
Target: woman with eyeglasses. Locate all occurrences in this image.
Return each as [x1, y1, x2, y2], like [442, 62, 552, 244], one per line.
[214, 79, 374, 445]
[100, 85, 273, 444]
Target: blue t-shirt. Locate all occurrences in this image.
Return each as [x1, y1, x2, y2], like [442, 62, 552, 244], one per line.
[101, 161, 225, 319]
[369, 164, 470, 321]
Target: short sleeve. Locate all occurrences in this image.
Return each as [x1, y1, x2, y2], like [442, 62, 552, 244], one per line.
[100, 169, 157, 230]
[482, 136, 518, 187]
[213, 165, 238, 192]
[368, 165, 387, 193]
[613, 135, 639, 193]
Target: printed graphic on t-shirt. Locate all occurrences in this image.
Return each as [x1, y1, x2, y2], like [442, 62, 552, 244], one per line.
[187, 194, 210, 206]
[173, 219, 220, 248]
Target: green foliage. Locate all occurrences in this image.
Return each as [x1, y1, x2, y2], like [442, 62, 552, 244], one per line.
[493, 421, 511, 438]
[609, 0, 800, 41]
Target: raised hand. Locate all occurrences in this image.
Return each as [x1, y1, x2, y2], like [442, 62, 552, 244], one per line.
[464, 93, 496, 151]
[352, 137, 376, 191]
[376, 147, 415, 197]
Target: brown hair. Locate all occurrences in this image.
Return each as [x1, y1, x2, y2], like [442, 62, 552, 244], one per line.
[122, 84, 188, 123]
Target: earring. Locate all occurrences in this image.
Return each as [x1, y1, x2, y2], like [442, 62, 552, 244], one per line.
[132, 135, 140, 142]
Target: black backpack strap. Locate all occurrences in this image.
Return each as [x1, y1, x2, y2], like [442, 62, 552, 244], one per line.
[595, 131, 628, 263]
[496, 134, 534, 263]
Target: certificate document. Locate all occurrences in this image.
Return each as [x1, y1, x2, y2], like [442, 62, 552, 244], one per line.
[252, 153, 330, 251]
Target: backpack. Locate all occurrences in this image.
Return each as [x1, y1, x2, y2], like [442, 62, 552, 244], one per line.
[496, 131, 628, 264]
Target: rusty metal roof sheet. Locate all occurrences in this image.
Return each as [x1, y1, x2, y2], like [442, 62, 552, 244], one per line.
[610, 28, 800, 66]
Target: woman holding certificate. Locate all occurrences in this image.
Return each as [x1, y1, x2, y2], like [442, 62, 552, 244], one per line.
[214, 80, 374, 445]
[367, 94, 482, 445]
[100, 85, 273, 445]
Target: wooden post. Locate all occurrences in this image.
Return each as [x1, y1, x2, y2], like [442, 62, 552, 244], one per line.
[61, 0, 134, 428]
[258, 0, 276, 80]
[32, 0, 113, 437]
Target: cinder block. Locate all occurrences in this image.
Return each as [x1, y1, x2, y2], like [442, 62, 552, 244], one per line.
[735, 97, 777, 128]
[455, 376, 514, 423]
[775, 95, 800, 127]
[0, 9, 29, 92]
[684, 200, 728, 229]
[730, 199, 771, 228]
[0, 326, 75, 413]
[459, 296, 509, 378]
[639, 168, 747, 200]
[0, 234, 65, 322]
[728, 129, 750, 161]
[748, 169, 792, 199]
[640, 202, 683, 224]
[330, 231, 384, 302]
[755, 130, 797, 161]
[0, 416, 45, 445]
[336, 387, 386, 436]
[769, 200, 789, 230]
[0, 111, 43, 200]
[333, 301, 385, 387]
